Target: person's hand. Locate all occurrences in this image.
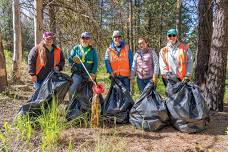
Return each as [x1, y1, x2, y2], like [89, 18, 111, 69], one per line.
[54, 66, 59, 71]
[73, 56, 81, 64]
[31, 75, 37, 83]
[152, 75, 158, 86]
[109, 72, 115, 79]
[182, 76, 190, 83]
[90, 73, 96, 81]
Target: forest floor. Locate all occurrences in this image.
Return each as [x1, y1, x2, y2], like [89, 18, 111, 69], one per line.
[0, 66, 228, 152]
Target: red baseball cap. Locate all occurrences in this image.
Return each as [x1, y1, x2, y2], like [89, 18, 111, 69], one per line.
[43, 32, 54, 39]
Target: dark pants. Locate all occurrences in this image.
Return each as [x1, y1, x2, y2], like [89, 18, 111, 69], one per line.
[115, 76, 130, 92]
[137, 77, 152, 93]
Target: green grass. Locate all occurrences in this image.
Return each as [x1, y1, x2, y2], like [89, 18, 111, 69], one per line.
[0, 95, 66, 151]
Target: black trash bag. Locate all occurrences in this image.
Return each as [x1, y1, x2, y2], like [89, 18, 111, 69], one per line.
[18, 71, 72, 117]
[102, 77, 134, 124]
[165, 80, 210, 133]
[129, 81, 169, 131]
[66, 81, 104, 121]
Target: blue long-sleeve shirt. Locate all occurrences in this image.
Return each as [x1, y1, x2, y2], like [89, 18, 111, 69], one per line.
[104, 40, 133, 74]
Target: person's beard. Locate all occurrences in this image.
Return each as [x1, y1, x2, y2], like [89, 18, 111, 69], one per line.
[81, 43, 89, 47]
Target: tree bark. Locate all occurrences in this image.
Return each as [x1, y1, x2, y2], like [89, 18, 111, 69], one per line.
[203, 0, 228, 111]
[0, 31, 7, 91]
[34, 0, 43, 45]
[195, 0, 213, 88]
[12, 0, 22, 81]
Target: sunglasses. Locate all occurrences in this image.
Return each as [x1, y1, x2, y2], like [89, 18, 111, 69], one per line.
[138, 41, 145, 45]
[81, 37, 90, 40]
[168, 34, 177, 37]
[114, 36, 121, 39]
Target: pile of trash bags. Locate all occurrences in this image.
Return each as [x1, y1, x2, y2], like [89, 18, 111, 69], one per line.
[102, 77, 134, 123]
[18, 71, 72, 117]
[129, 76, 210, 133]
[129, 82, 169, 131]
[165, 79, 210, 133]
[17, 71, 210, 133]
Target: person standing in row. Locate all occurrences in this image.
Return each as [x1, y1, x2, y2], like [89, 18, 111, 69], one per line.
[28, 32, 65, 90]
[131, 37, 159, 93]
[159, 28, 193, 86]
[104, 30, 133, 92]
[68, 32, 98, 100]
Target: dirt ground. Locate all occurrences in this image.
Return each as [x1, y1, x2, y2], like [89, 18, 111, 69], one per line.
[0, 82, 228, 152]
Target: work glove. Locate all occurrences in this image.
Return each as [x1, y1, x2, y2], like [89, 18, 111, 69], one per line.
[182, 76, 190, 83]
[73, 56, 81, 64]
[152, 75, 158, 86]
[31, 75, 37, 83]
[54, 66, 59, 71]
[89, 73, 96, 81]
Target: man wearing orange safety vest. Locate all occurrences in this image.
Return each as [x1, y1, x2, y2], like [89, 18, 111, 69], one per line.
[159, 28, 193, 86]
[104, 30, 133, 92]
[28, 32, 65, 90]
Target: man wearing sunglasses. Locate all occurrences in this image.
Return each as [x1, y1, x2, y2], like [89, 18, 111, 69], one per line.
[104, 30, 133, 92]
[68, 32, 98, 100]
[159, 28, 193, 86]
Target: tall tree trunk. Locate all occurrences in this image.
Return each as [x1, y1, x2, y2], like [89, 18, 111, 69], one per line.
[176, 0, 182, 35]
[195, 0, 213, 88]
[48, 0, 56, 34]
[129, 0, 133, 51]
[203, 0, 228, 112]
[48, 0, 56, 43]
[0, 31, 7, 91]
[34, 0, 43, 45]
[12, 0, 22, 81]
[159, 2, 164, 49]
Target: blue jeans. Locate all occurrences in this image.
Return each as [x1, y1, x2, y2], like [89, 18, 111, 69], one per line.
[33, 80, 43, 90]
[137, 77, 151, 93]
[69, 74, 83, 95]
[115, 76, 130, 92]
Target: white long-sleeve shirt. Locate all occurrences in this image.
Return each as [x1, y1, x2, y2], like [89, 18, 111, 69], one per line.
[159, 41, 193, 78]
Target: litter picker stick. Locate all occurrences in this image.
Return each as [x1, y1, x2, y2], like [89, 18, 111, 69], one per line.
[75, 56, 97, 85]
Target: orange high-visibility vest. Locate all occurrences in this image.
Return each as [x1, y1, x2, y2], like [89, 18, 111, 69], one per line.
[35, 47, 61, 75]
[108, 44, 130, 77]
[162, 43, 189, 80]
[177, 43, 189, 80]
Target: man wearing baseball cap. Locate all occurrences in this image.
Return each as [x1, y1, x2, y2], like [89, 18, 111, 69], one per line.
[159, 28, 193, 86]
[28, 31, 65, 90]
[68, 32, 98, 100]
[104, 30, 133, 92]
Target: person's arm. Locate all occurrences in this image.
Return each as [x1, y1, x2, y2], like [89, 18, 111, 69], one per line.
[28, 47, 37, 76]
[128, 48, 133, 71]
[68, 45, 78, 65]
[152, 50, 159, 75]
[58, 50, 65, 71]
[104, 48, 113, 74]
[130, 53, 137, 79]
[186, 48, 193, 77]
[92, 49, 98, 74]
[159, 48, 169, 76]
